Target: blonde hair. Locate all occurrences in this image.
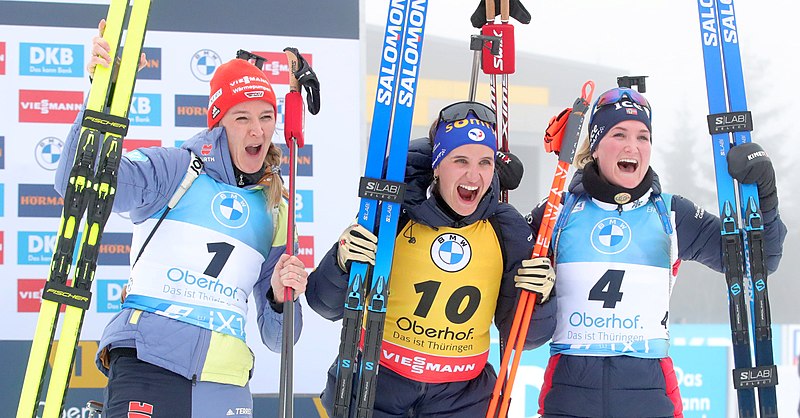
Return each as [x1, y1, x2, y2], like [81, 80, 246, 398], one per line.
[258, 142, 288, 208]
[573, 133, 594, 170]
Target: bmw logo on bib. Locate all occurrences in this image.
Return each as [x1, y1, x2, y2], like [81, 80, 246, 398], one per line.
[430, 233, 472, 272]
[211, 191, 250, 229]
[591, 217, 631, 255]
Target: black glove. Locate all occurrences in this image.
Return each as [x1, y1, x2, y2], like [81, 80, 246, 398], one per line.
[471, 0, 531, 28]
[727, 142, 778, 212]
[496, 150, 524, 191]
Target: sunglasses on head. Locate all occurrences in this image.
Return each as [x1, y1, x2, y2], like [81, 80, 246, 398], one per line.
[438, 101, 496, 125]
[590, 88, 651, 118]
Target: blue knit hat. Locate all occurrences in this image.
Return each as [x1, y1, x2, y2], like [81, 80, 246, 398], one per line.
[588, 88, 652, 153]
[432, 112, 497, 168]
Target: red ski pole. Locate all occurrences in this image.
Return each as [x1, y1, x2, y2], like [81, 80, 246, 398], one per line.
[487, 81, 594, 418]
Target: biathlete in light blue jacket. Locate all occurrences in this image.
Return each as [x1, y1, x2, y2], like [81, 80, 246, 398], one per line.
[53, 21, 308, 418]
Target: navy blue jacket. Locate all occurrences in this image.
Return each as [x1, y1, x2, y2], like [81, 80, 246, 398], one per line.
[307, 138, 556, 352]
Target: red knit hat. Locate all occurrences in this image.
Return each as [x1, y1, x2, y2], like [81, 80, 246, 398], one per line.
[207, 58, 277, 128]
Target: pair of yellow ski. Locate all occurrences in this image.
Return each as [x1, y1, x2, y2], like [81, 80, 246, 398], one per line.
[17, 1, 150, 417]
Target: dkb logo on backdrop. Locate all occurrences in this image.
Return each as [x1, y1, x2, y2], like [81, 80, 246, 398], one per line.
[19, 43, 83, 77]
[129, 93, 161, 126]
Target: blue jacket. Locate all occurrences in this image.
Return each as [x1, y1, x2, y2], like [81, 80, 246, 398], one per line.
[528, 168, 787, 417]
[54, 108, 302, 386]
[306, 138, 556, 354]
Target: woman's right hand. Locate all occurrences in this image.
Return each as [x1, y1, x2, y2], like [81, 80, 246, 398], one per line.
[87, 19, 147, 79]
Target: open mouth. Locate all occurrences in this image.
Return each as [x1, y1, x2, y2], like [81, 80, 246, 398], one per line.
[457, 184, 478, 202]
[245, 144, 262, 156]
[617, 158, 639, 173]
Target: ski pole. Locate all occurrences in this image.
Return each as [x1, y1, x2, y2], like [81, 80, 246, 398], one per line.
[487, 81, 594, 418]
[279, 46, 320, 418]
[480, 0, 516, 203]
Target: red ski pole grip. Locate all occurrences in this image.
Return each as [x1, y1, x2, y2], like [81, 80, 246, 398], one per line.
[481, 23, 515, 74]
[284, 91, 305, 147]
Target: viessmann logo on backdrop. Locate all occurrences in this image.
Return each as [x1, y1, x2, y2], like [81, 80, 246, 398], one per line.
[174, 94, 208, 127]
[251, 51, 313, 85]
[17, 231, 132, 266]
[19, 90, 83, 123]
[18, 184, 64, 217]
[0, 42, 6, 75]
[122, 139, 161, 154]
[19, 43, 83, 77]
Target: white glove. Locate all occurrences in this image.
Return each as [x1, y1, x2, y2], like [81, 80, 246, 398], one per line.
[337, 222, 378, 272]
[514, 257, 556, 303]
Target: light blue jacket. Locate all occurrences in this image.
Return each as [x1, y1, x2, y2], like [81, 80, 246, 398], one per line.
[54, 108, 302, 385]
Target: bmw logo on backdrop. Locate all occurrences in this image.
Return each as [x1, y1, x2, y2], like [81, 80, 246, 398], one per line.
[34, 137, 63, 170]
[191, 49, 222, 82]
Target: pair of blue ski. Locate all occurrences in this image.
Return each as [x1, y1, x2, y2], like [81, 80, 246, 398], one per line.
[333, 1, 428, 417]
[696, 1, 778, 416]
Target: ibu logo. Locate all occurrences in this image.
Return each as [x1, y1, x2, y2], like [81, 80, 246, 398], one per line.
[211, 191, 250, 229]
[96, 279, 128, 312]
[430, 233, 472, 273]
[591, 217, 632, 255]
[129, 93, 161, 126]
[20, 43, 83, 77]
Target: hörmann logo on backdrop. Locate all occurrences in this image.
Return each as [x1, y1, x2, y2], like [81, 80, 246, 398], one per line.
[0, 184, 4, 217]
[18, 231, 132, 265]
[252, 51, 313, 85]
[0, 136, 5, 169]
[122, 139, 161, 154]
[19, 90, 83, 123]
[278, 143, 313, 176]
[139, 47, 162, 80]
[96, 232, 132, 266]
[175, 94, 208, 127]
[19, 43, 83, 77]
[18, 184, 64, 217]
[130, 93, 161, 126]
[0, 42, 6, 75]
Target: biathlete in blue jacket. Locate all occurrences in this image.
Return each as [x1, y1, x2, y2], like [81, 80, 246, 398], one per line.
[53, 21, 308, 418]
[528, 87, 787, 417]
[306, 101, 557, 418]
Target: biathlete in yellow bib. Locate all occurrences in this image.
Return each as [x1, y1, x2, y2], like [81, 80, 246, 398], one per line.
[306, 101, 557, 418]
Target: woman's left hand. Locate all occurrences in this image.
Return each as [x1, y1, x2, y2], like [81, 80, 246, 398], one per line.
[270, 254, 308, 303]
